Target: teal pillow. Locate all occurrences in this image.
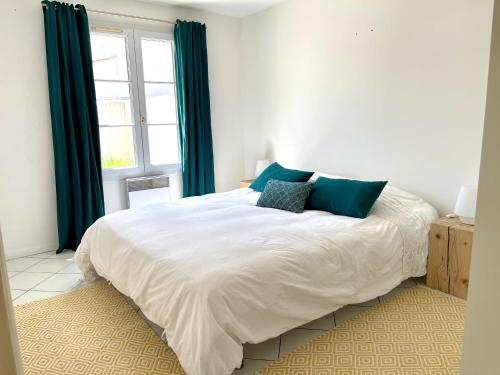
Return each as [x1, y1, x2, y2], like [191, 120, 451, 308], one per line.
[250, 162, 314, 192]
[307, 177, 387, 218]
[257, 179, 313, 213]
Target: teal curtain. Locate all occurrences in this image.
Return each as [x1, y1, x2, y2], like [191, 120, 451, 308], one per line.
[174, 20, 215, 197]
[42, 1, 104, 253]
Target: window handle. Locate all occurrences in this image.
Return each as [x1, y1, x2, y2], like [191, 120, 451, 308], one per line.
[140, 116, 146, 126]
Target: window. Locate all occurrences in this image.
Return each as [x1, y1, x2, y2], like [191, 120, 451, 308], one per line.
[90, 27, 180, 178]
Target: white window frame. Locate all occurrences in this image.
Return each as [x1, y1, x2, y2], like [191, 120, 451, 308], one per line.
[134, 30, 181, 176]
[90, 25, 181, 181]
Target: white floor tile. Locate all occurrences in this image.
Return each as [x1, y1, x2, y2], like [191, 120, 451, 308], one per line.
[232, 359, 271, 375]
[72, 279, 100, 291]
[58, 262, 81, 274]
[8, 271, 19, 278]
[14, 291, 62, 305]
[32, 273, 82, 292]
[397, 278, 417, 288]
[10, 290, 26, 300]
[28, 251, 53, 259]
[334, 305, 369, 326]
[8, 272, 53, 290]
[47, 251, 75, 260]
[244, 336, 280, 360]
[6, 258, 43, 272]
[300, 313, 335, 330]
[25, 258, 73, 273]
[279, 328, 324, 357]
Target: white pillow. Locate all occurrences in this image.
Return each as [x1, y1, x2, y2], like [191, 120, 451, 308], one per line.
[312, 171, 436, 217]
[310, 171, 350, 181]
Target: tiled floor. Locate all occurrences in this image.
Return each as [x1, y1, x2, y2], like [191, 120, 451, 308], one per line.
[7, 250, 94, 305]
[234, 278, 420, 374]
[6, 251, 419, 375]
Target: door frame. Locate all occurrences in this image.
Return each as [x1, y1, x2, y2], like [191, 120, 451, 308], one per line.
[0, 227, 24, 374]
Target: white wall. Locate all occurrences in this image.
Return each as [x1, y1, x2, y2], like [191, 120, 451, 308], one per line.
[241, 0, 493, 214]
[0, 0, 243, 259]
[0, 0, 495, 259]
[460, 1, 500, 373]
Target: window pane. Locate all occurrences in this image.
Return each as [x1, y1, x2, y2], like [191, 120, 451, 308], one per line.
[100, 127, 137, 169]
[148, 125, 180, 165]
[145, 83, 176, 124]
[95, 82, 133, 125]
[142, 39, 174, 82]
[91, 34, 128, 81]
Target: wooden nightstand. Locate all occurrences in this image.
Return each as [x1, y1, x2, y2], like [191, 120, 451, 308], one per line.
[240, 179, 255, 188]
[426, 217, 474, 299]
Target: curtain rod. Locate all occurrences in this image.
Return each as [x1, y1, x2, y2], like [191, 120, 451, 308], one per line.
[86, 9, 177, 25]
[42, 4, 177, 25]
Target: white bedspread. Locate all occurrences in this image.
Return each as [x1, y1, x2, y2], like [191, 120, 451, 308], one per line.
[75, 186, 437, 375]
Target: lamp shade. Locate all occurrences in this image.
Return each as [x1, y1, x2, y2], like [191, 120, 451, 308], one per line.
[255, 160, 271, 177]
[454, 186, 478, 224]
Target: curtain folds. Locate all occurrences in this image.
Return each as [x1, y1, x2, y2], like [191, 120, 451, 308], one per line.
[174, 20, 215, 197]
[42, 1, 105, 252]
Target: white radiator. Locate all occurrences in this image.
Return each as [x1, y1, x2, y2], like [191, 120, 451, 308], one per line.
[125, 175, 171, 209]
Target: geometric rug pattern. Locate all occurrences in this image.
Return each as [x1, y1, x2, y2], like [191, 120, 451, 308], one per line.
[15, 282, 185, 375]
[258, 286, 465, 375]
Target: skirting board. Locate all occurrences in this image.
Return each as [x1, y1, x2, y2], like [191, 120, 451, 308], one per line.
[4, 242, 58, 260]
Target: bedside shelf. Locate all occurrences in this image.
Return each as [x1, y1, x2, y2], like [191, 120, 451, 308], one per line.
[426, 217, 474, 299]
[240, 179, 255, 188]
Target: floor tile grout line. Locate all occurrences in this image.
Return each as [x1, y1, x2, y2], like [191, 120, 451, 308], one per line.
[9, 271, 57, 293]
[23, 271, 58, 293]
[11, 290, 27, 302]
[22, 257, 75, 274]
[8, 251, 53, 261]
[13, 290, 63, 304]
[30, 289, 68, 293]
[55, 262, 79, 275]
[9, 254, 86, 303]
[24, 267, 72, 274]
[11, 266, 80, 295]
[6, 257, 46, 273]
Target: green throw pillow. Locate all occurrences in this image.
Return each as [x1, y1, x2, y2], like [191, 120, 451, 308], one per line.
[250, 162, 314, 192]
[257, 179, 313, 213]
[307, 177, 387, 218]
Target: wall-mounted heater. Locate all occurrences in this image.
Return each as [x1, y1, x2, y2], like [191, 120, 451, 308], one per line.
[125, 175, 171, 209]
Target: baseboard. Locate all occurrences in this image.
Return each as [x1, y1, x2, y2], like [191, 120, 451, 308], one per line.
[5, 243, 58, 260]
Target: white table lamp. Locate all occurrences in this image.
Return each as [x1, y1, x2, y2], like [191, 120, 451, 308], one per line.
[255, 160, 271, 177]
[454, 186, 478, 224]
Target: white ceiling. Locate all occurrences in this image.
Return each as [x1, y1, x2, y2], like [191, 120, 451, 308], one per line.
[150, 0, 286, 18]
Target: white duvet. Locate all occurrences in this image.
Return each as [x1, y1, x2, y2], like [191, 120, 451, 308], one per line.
[75, 185, 437, 375]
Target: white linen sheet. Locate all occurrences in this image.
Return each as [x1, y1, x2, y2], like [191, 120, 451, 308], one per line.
[75, 186, 437, 375]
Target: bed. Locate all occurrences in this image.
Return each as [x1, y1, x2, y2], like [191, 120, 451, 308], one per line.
[75, 182, 438, 375]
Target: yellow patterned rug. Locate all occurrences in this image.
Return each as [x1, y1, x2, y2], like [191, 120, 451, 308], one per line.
[259, 286, 465, 375]
[15, 282, 185, 375]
